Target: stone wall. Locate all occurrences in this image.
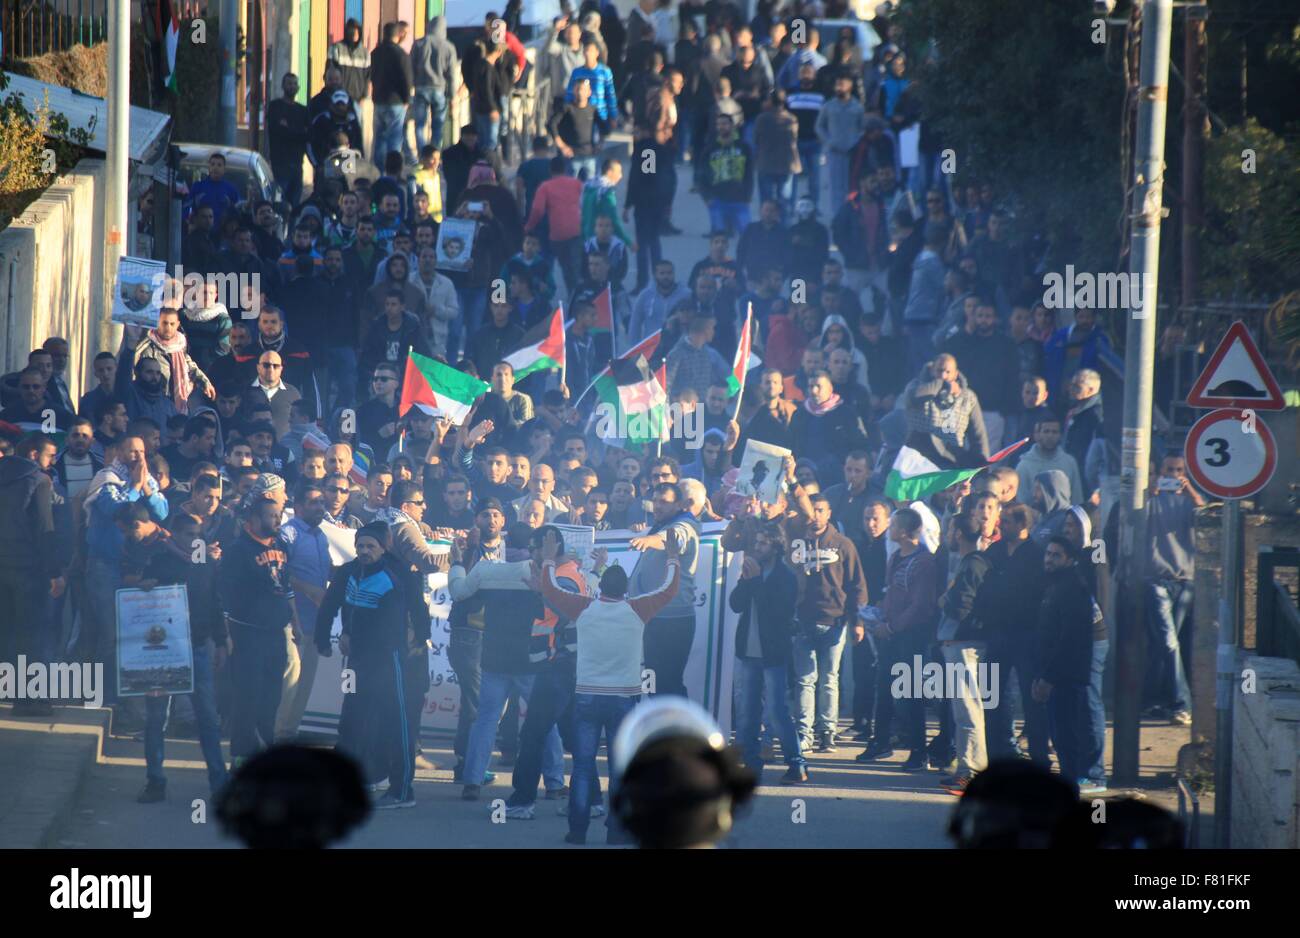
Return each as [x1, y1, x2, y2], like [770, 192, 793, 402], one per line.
[0, 158, 111, 404]
[1231, 655, 1300, 848]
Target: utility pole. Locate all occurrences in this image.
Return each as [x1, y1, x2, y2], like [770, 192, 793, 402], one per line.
[100, 0, 130, 360]
[1113, 0, 1173, 786]
[1181, 3, 1208, 322]
[220, 0, 238, 145]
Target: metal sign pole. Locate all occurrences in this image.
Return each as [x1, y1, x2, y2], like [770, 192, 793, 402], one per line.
[1214, 497, 1241, 847]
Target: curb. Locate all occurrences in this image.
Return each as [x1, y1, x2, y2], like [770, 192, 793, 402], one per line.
[0, 704, 113, 849]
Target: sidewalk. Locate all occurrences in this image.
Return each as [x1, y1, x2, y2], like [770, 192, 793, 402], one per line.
[0, 703, 112, 848]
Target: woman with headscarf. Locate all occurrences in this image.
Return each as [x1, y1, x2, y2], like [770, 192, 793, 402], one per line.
[456, 162, 525, 255]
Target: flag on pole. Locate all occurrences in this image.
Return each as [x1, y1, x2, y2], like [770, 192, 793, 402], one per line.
[503, 306, 566, 380]
[399, 350, 490, 425]
[575, 329, 661, 405]
[727, 304, 754, 396]
[884, 438, 1029, 503]
[158, 0, 181, 93]
[589, 353, 668, 446]
[592, 284, 616, 355]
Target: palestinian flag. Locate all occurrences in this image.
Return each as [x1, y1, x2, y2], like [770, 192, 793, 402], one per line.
[592, 285, 615, 353]
[885, 438, 1029, 503]
[589, 353, 668, 446]
[399, 350, 489, 425]
[575, 329, 661, 405]
[503, 306, 565, 381]
[157, 0, 181, 93]
[726, 304, 754, 397]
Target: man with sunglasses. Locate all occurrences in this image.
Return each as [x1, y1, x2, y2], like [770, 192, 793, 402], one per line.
[321, 472, 362, 528]
[244, 351, 303, 439]
[358, 362, 402, 458]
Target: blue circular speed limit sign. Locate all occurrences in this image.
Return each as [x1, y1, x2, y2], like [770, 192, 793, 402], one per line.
[1184, 408, 1278, 500]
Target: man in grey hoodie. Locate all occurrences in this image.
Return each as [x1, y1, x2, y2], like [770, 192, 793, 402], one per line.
[1028, 469, 1074, 546]
[410, 15, 459, 152]
[1014, 413, 1084, 510]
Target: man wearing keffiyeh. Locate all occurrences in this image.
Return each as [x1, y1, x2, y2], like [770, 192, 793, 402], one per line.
[131, 308, 216, 414]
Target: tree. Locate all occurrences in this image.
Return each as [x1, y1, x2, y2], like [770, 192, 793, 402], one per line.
[895, 0, 1125, 270]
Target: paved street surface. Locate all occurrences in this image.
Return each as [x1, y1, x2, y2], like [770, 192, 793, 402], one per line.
[56, 722, 952, 849]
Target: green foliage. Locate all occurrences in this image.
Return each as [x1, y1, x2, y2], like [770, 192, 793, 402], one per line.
[0, 72, 92, 228]
[895, 0, 1125, 268]
[1201, 119, 1300, 299]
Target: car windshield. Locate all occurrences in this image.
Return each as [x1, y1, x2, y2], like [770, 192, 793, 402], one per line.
[180, 159, 251, 198]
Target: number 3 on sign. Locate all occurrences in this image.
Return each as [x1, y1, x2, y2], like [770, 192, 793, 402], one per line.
[1184, 409, 1277, 500]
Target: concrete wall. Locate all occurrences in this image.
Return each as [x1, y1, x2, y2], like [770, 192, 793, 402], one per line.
[0, 158, 109, 406]
[1231, 655, 1300, 848]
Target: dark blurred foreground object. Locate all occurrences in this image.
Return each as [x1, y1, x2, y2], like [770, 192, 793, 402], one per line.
[217, 745, 370, 848]
[1050, 796, 1185, 849]
[612, 697, 757, 849]
[947, 759, 1184, 849]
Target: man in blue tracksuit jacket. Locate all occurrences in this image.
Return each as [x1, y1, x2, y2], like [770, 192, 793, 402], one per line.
[316, 522, 430, 808]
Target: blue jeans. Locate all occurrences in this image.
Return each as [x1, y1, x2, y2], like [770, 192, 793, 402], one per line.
[412, 86, 448, 152]
[1147, 580, 1193, 711]
[904, 321, 936, 376]
[452, 286, 488, 361]
[144, 641, 228, 795]
[463, 671, 564, 789]
[793, 623, 848, 744]
[757, 173, 794, 219]
[569, 155, 598, 182]
[734, 657, 806, 770]
[796, 140, 821, 202]
[325, 346, 358, 410]
[1087, 637, 1109, 781]
[373, 103, 408, 168]
[474, 112, 501, 151]
[568, 692, 637, 838]
[707, 200, 751, 236]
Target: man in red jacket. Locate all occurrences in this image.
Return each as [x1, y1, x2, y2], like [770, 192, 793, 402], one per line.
[525, 157, 586, 294]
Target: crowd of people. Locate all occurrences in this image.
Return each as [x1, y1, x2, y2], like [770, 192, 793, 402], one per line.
[0, 0, 1205, 843]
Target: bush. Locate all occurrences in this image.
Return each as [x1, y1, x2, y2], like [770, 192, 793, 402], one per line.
[0, 73, 90, 229]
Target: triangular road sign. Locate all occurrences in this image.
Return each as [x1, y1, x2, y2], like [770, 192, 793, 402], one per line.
[1186, 321, 1285, 411]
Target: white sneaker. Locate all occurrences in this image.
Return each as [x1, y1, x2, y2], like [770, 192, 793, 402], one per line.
[366, 778, 390, 793]
[557, 802, 605, 817]
[504, 804, 536, 820]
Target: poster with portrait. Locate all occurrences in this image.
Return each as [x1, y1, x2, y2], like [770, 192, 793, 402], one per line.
[115, 585, 194, 697]
[111, 255, 169, 328]
[435, 218, 478, 272]
[731, 439, 791, 505]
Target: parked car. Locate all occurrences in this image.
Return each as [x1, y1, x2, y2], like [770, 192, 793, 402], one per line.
[175, 142, 289, 238]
